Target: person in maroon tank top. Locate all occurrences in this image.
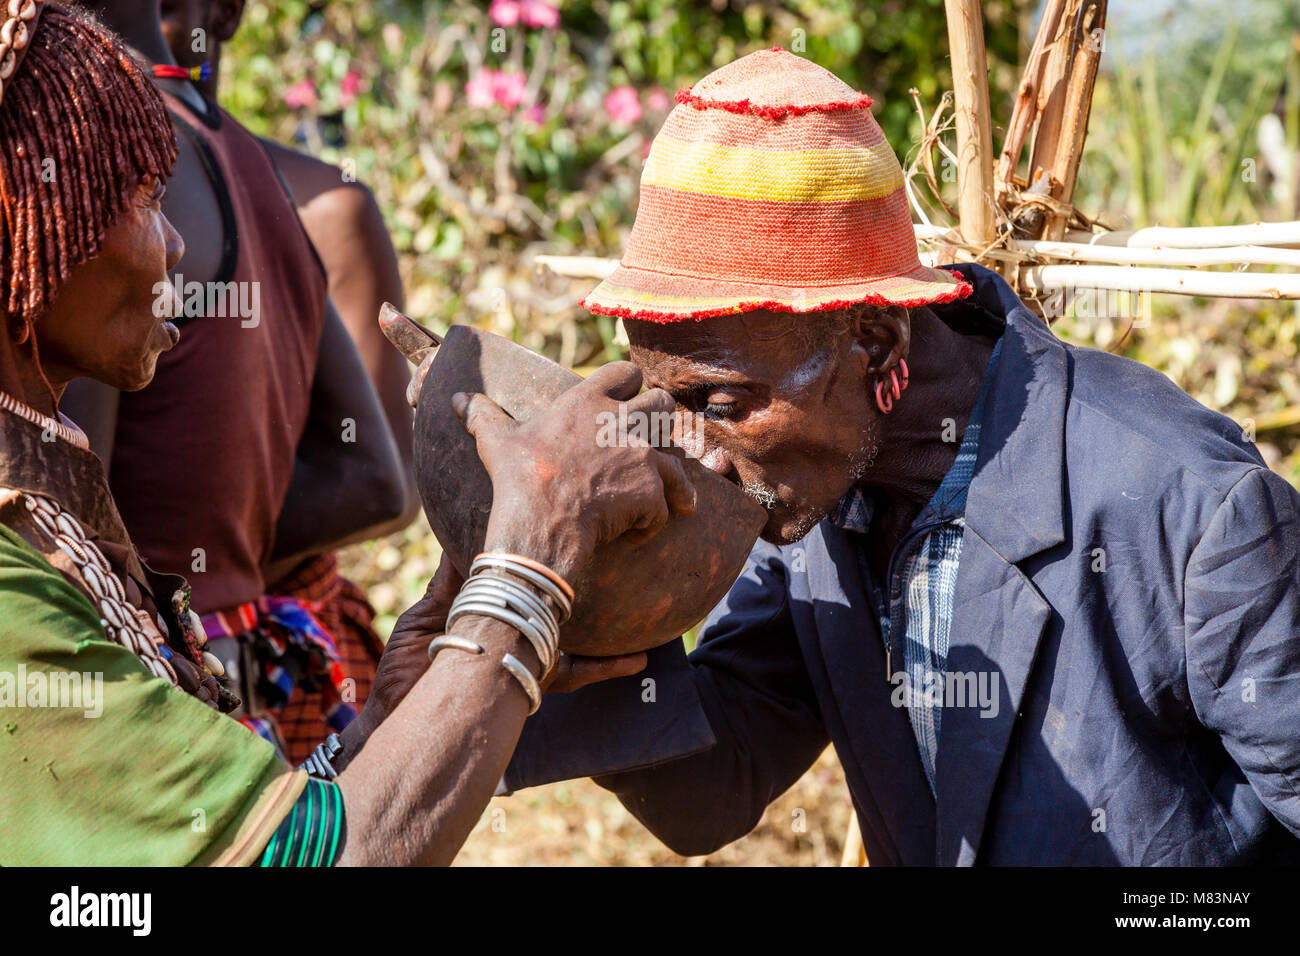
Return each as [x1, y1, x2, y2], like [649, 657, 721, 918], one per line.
[63, 0, 413, 762]
[157, 0, 420, 764]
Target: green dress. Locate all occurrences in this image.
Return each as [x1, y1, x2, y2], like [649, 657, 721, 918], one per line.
[0, 409, 306, 865]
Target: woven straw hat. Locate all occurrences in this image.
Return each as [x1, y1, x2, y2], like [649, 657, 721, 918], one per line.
[582, 48, 972, 323]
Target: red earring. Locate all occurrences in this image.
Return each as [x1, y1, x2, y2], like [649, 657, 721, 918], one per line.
[875, 378, 893, 414]
[875, 358, 908, 414]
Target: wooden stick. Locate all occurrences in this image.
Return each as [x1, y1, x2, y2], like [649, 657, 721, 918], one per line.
[539, 238, 1300, 287]
[996, 0, 1067, 196]
[1009, 240, 1300, 268]
[915, 223, 1300, 266]
[1020, 264, 1300, 298]
[1028, 0, 1081, 189]
[944, 0, 998, 246]
[534, 254, 618, 279]
[1065, 221, 1300, 249]
[1044, 0, 1107, 240]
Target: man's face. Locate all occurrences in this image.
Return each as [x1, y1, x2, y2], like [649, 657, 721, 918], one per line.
[628, 309, 884, 544]
[159, 0, 210, 68]
[160, 0, 242, 63]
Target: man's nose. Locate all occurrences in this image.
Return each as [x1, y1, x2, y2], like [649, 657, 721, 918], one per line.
[697, 444, 737, 479]
[673, 410, 727, 469]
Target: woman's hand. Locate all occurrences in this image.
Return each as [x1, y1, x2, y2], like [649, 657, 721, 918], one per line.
[452, 362, 697, 582]
[340, 547, 647, 764]
[338, 554, 462, 758]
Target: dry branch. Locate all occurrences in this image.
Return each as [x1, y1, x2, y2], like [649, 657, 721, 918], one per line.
[944, 0, 998, 245]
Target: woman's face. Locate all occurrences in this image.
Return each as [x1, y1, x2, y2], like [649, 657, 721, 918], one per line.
[36, 175, 185, 392]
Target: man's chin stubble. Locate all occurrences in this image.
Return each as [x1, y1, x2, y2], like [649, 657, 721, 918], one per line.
[749, 436, 881, 545]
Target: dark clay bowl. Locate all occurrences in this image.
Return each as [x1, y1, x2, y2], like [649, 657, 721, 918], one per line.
[381, 305, 767, 656]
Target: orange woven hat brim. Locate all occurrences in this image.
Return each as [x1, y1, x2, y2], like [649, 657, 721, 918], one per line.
[582, 48, 972, 323]
[583, 262, 972, 323]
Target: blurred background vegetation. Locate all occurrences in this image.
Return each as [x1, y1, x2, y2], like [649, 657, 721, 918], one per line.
[223, 0, 1300, 864]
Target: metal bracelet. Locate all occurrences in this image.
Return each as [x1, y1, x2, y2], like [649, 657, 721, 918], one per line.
[478, 552, 576, 605]
[447, 599, 556, 675]
[449, 577, 560, 669]
[469, 556, 573, 623]
[427, 633, 486, 664]
[500, 653, 542, 714]
[302, 732, 343, 780]
[456, 574, 558, 647]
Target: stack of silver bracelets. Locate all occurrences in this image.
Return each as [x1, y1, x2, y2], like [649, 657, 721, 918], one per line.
[428, 552, 575, 714]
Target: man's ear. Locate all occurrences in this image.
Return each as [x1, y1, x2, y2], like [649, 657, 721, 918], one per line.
[851, 304, 911, 376]
[210, 0, 246, 43]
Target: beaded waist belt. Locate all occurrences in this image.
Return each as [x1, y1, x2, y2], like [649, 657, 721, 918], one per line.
[201, 596, 357, 753]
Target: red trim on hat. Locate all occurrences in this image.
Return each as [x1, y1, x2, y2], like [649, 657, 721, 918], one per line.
[673, 86, 873, 119]
[582, 273, 974, 324]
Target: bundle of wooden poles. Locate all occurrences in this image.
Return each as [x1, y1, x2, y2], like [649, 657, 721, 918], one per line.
[541, 0, 1300, 305]
[930, 0, 1300, 303]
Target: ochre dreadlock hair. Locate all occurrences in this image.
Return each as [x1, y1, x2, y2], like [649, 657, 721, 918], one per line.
[0, 3, 177, 337]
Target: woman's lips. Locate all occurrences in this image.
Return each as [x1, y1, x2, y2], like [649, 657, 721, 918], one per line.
[158, 319, 180, 349]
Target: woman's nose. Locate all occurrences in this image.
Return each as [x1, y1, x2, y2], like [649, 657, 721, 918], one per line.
[161, 212, 185, 272]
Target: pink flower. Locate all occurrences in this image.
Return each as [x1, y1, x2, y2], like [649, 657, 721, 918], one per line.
[339, 69, 362, 106]
[520, 0, 560, 29]
[646, 86, 670, 113]
[466, 69, 497, 108]
[382, 22, 403, 56]
[489, 0, 521, 27]
[492, 71, 527, 109]
[523, 103, 546, 125]
[603, 86, 642, 126]
[284, 78, 318, 110]
[466, 69, 529, 110]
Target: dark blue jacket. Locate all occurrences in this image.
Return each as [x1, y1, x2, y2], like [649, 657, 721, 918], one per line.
[505, 264, 1300, 865]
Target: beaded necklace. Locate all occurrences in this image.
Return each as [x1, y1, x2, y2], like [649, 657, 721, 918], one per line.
[0, 389, 89, 450]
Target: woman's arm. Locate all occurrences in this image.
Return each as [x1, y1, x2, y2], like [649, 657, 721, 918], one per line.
[266, 299, 409, 577]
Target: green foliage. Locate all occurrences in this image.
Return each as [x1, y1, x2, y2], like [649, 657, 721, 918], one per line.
[224, 0, 1025, 367]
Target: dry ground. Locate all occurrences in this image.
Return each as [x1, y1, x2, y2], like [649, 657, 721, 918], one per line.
[453, 747, 852, 866]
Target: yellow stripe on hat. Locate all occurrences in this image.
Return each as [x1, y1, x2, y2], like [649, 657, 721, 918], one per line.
[591, 278, 945, 309]
[643, 136, 904, 204]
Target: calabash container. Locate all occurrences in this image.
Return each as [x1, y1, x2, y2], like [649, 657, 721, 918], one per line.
[381, 304, 766, 656]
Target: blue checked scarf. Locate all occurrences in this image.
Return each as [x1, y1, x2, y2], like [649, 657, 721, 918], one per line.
[831, 337, 1002, 793]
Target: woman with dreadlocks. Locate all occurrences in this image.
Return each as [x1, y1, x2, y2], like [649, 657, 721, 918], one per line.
[0, 1, 649, 865]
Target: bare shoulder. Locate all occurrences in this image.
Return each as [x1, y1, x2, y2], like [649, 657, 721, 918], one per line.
[257, 137, 381, 226]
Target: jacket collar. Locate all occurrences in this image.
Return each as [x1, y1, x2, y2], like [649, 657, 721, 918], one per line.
[935, 263, 1069, 564]
[927, 264, 1067, 863]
